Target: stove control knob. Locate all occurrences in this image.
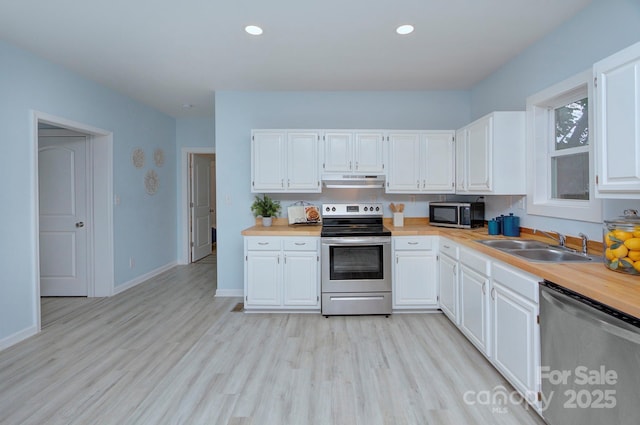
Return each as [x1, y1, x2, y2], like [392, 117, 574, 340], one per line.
[331, 207, 336, 212]
[325, 206, 330, 212]
[375, 206, 380, 211]
[364, 206, 368, 211]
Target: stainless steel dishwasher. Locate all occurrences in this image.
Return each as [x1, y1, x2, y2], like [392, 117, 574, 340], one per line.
[539, 280, 640, 425]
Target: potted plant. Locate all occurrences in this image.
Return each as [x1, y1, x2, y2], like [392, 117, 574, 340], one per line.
[250, 194, 281, 227]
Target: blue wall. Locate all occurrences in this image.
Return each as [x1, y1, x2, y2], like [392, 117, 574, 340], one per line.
[214, 90, 470, 293]
[0, 41, 177, 344]
[470, 0, 640, 237]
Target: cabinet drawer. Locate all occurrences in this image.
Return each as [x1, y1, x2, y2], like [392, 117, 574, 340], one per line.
[460, 247, 490, 276]
[439, 238, 458, 258]
[246, 238, 282, 250]
[283, 237, 318, 251]
[492, 262, 540, 302]
[394, 236, 433, 251]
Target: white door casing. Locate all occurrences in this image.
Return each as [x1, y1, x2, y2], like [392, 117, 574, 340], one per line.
[38, 135, 88, 296]
[191, 154, 212, 262]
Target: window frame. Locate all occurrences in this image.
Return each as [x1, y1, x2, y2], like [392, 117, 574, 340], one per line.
[526, 70, 602, 222]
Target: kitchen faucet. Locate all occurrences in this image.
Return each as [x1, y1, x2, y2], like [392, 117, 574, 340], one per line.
[578, 233, 589, 255]
[533, 229, 566, 247]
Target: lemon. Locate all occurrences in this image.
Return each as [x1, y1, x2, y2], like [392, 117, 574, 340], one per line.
[634, 260, 640, 273]
[620, 257, 634, 268]
[611, 244, 629, 259]
[605, 248, 615, 260]
[633, 230, 640, 238]
[624, 238, 640, 251]
[627, 250, 640, 261]
[614, 230, 634, 242]
[605, 231, 616, 247]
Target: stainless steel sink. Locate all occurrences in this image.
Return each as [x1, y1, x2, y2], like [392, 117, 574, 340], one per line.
[476, 239, 597, 263]
[507, 248, 595, 263]
[477, 239, 550, 250]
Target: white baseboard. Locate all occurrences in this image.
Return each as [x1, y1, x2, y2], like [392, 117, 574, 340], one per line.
[0, 324, 38, 352]
[215, 289, 243, 297]
[114, 261, 177, 295]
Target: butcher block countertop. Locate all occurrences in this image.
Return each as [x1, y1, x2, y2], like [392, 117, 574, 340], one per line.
[242, 217, 640, 319]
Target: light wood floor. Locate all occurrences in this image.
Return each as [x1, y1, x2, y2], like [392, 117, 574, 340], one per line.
[0, 257, 544, 425]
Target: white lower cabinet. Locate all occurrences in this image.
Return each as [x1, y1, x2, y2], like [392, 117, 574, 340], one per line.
[244, 236, 320, 311]
[438, 238, 459, 324]
[392, 236, 438, 310]
[458, 247, 491, 356]
[441, 242, 542, 413]
[491, 262, 541, 411]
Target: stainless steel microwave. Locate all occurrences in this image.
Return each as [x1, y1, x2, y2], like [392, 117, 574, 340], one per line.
[429, 202, 485, 229]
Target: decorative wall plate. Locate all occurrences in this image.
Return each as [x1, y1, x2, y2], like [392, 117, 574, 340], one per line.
[144, 169, 159, 195]
[132, 148, 145, 168]
[154, 148, 165, 167]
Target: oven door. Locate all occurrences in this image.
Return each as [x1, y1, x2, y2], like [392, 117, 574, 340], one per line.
[321, 236, 391, 293]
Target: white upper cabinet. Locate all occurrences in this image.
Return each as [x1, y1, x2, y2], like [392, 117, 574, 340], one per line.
[251, 130, 320, 193]
[456, 112, 526, 195]
[387, 131, 455, 193]
[594, 41, 640, 197]
[322, 131, 385, 174]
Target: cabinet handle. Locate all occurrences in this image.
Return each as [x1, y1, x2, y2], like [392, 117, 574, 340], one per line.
[294, 242, 306, 245]
[258, 242, 269, 245]
[408, 241, 419, 245]
[417, 180, 420, 188]
[443, 245, 450, 249]
[355, 161, 359, 170]
[349, 161, 352, 170]
[284, 255, 286, 264]
[396, 256, 399, 264]
[422, 180, 426, 188]
[281, 179, 284, 188]
[453, 264, 457, 275]
[278, 256, 280, 264]
[491, 287, 496, 300]
[287, 179, 290, 187]
[482, 281, 486, 294]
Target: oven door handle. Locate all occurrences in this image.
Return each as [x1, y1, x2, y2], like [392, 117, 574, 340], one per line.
[321, 237, 391, 245]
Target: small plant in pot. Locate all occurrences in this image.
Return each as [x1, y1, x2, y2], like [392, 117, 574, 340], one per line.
[250, 194, 281, 227]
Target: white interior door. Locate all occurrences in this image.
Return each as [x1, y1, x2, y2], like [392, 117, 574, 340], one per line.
[39, 135, 88, 296]
[191, 154, 212, 262]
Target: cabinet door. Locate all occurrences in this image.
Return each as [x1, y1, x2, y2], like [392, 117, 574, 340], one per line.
[393, 250, 437, 308]
[246, 251, 281, 306]
[387, 132, 421, 192]
[466, 117, 492, 192]
[459, 264, 490, 355]
[492, 281, 539, 409]
[594, 41, 640, 196]
[323, 132, 353, 172]
[354, 132, 385, 173]
[438, 253, 458, 323]
[287, 132, 320, 192]
[455, 128, 467, 192]
[252, 131, 286, 192]
[422, 132, 455, 192]
[283, 251, 319, 307]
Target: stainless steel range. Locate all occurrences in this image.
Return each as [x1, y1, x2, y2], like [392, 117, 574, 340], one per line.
[321, 203, 392, 316]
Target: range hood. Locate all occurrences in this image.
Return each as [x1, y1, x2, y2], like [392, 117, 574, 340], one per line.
[322, 174, 386, 189]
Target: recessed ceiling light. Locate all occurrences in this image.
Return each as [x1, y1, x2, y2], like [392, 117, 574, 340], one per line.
[396, 24, 414, 35]
[245, 25, 263, 36]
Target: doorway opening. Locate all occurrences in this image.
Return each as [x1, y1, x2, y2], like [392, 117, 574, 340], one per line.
[32, 111, 114, 330]
[180, 147, 216, 265]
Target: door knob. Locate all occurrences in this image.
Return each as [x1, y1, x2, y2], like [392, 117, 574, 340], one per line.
[76, 222, 85, 228]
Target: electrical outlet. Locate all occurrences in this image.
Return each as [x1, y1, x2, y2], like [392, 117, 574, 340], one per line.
[129, 257, 135, 269]
[519, 196, 526, 209]
[409, 195, 416, 203]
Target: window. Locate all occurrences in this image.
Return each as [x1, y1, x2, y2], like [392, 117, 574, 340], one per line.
[526, 70, 602, 222]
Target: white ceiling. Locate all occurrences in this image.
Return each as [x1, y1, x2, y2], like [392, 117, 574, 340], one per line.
[0, 0, 592, 117]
